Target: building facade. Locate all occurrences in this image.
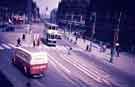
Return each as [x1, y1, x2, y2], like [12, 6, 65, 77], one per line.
[57, 0, 135, 50]
[57, 0, 89, 32]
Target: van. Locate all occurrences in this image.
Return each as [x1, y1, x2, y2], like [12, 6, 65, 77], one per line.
[12, 47, 48, 77]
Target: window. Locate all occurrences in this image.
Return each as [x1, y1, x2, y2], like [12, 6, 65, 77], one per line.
[48, 26, 51, 29]
[52, 26, 56, 30]
[47, 34, 56, 39]
[16, 50, 31, 61]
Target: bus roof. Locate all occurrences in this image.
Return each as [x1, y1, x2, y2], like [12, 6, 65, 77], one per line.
[45, 22, 58, 27]
[16, 47, 47, 55]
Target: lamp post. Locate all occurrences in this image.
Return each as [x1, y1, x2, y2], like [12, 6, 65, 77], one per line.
[89, 12, 96, 51]
[110, 11, 122, 63]
[27, 0, 32, 33]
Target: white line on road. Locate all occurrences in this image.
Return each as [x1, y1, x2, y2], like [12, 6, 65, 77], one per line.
[61, 55, 102, 82]
[2, 43, 11, 49]
[49, 59, 75, 85]
[61, 54, 122, 87]
[48, 55, 71, 74]
[0, 46, 4, 50]
[8, 43, 16, 48]
[61, 54, 114, 85]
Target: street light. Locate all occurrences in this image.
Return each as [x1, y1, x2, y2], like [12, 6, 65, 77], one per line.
[89, 12, 96, 52]
[27, 0, 32, 33]
[110, 11, 122, 63]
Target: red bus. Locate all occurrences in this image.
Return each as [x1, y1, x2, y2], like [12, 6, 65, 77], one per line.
[12, 47, 48, 77]
[12, 16, 24, 24]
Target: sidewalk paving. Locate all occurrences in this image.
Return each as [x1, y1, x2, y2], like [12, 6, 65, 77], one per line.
[64, 32, 135, 76]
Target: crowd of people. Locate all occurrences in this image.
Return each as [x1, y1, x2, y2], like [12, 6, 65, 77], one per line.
[16, 33, 40, 47]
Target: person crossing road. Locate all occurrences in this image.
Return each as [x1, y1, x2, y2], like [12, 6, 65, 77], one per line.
[22, 33, 26, 41]
[17, 38, 21, 46]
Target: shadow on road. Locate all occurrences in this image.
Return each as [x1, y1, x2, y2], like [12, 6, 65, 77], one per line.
[0, 71, 13, 87]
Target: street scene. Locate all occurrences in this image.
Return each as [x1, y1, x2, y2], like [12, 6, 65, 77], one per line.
[0, 0, 135, 87]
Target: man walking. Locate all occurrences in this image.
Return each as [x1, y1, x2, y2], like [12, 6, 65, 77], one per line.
[115, 42, 120, 57]
[17, 38, 21, 46]
[68, 47, 72, 55]
[110, 46, 114, 63]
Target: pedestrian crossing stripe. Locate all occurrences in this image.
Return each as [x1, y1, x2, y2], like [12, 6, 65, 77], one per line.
[8, 43, 16, 48]
[1, 44, 11, 49]
[0, 46, 4, 50]
[0, 43, 16, 50]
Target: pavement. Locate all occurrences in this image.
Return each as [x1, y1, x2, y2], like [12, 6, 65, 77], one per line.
[64, 31, 135, 76]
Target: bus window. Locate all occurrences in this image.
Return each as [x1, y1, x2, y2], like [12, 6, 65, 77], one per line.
[47, 34, 55, 39]
[52, 26, 56, 30]
[48, 26, 51, 29]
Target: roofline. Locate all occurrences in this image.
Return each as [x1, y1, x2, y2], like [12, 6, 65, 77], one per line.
[16, 47, 47, 55]
[45, 22, 58, 27]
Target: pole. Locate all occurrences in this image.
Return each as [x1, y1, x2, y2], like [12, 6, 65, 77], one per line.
[27, 0, 32, 34]
[110, 11, 122, 63]
[28, 0, 32, 24]
[114, 11, 122, 42]
[89, 12, 96, 51]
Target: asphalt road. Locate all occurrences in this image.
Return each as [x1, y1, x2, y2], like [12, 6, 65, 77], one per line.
[0, 23, 134, 87]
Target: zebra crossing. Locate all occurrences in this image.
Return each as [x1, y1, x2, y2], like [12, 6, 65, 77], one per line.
[0, 43, 16, 50]
[0, 42, 74, 51]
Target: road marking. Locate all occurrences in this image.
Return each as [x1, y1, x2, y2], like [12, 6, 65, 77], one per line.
[62, 55, 101, 82]
[61, 54, 123, 87]
[50, 59, 75, 85]
[42, 44, 49, 49]
[61, 54, 114, 85]
[2, 43, 11, 49]
[48, 55, 71, 74]
[0, 46, 4, 50]
[56, 45, 67, 51]
[8, 43, 16, 48]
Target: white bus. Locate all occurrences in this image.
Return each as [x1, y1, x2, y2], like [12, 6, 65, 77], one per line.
[12, 47, 48, 77]
[43, 23, 58, 46]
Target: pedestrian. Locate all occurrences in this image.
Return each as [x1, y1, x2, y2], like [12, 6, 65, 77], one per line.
[68, 47, 72, 55]
[22, 33, 26, 41]
[103, 44, 106, 52]
[115, 43, 120, 57]
[83, 36, 86, 43]
[37, 39, 40, 46]
[33, 40, 36, 47]
[17, 38, 21, 46]
[100, 41, 103, 52]
[86, 45, 89, 51]
[75, 36, 78, 42]
[110, 47, 114, 63]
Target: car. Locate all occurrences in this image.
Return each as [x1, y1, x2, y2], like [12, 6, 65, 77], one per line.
[12, 47, 48, 77]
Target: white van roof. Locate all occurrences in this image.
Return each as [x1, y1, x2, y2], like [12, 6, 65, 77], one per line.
[46, 22, 58, 27]
[16, 47, 47, 55]
[15, 47, 48, 65]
